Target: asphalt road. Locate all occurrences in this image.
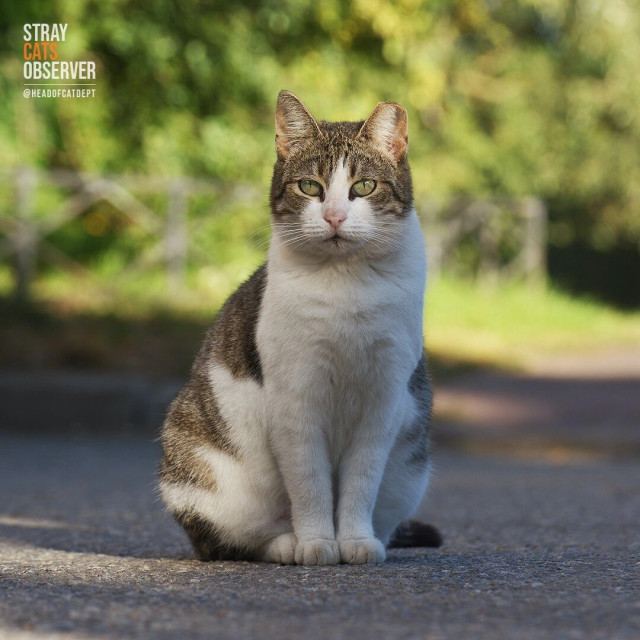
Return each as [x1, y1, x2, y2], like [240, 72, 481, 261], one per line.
[1, 435, 639, 640]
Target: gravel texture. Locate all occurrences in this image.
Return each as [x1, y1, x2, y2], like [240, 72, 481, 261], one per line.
[1, 435, 639, 639]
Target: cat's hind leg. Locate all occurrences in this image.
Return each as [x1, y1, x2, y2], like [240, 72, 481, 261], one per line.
[160, 379, 293, 562]
[175, 511, 297, 563]
[374, 356, 442, 550]
[174, 510, 246, 561]
[373, 432, 432, 546]
[373, 377, 435, 547]
[161, 458, 294, 562]
[254, 532, 298, 564]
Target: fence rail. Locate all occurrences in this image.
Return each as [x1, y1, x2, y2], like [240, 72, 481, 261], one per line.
[0, 167, 546, 302]
[419, 195, 547, 284]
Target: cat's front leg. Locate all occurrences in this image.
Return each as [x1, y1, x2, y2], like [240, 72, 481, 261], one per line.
[336, 447, 388, 565]
[269, 407, 339, 566]
[335, 406, 401, 565]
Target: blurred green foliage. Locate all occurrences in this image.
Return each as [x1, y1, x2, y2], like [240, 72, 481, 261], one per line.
[1, 0, 639, 287]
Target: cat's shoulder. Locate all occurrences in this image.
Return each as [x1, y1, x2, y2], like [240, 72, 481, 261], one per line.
[218, 264, 267, 318]
[198, 264, 267, 383]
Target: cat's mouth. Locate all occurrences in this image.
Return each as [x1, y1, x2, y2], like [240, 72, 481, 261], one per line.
[325, 234, 351, 246]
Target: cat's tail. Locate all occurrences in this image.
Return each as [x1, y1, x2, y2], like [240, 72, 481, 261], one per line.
[388, 520, 443, 548]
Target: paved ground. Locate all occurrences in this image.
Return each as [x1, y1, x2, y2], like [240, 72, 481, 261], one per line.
[1, 434, 639, 640]
[433, 347, 640, 459]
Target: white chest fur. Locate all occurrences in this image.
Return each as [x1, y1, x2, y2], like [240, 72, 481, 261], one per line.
[257, 211, 426, 445]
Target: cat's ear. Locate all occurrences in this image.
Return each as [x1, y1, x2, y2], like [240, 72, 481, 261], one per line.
[275, 90, 322, 160]
[357, 102, 408, 162]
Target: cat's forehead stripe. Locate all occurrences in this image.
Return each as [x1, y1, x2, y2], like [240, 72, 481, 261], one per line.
[326, 158, 351, 202]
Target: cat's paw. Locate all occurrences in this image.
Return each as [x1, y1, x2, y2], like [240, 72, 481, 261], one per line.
[295, 538, 340, 566]
[339, 537, 386, 565]
[258, 532, 298, 564]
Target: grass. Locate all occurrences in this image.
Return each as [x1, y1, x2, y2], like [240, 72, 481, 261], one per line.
[1, 264, 639, 376]
[425, 276, 640, 370]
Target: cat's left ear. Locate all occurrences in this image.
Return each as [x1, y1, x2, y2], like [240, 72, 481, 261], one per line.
[357, 102, 408, 162]
[275, 90, 322, 160]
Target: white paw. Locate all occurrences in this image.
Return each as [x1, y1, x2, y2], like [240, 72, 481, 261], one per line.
[258, 532, 298, 564]
[295, 538, 340, 566]
[339, 537, 386, 565]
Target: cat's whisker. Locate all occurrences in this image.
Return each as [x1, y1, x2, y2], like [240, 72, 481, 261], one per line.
[246, 226, 275, 245]
[278, 235, 310, 251]
[277, 233, 309, 246]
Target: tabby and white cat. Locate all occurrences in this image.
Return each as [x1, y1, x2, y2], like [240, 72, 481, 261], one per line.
[160, 91, 441, 565]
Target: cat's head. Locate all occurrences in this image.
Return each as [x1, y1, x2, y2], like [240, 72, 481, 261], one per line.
[270, 91, 414, 260]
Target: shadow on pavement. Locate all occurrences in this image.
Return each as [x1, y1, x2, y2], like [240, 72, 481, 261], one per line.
[0, 516, 189, 560]
[433, 372, 640, 459]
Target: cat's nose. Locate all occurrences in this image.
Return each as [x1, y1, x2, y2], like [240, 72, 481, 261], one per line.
[323, 210, 347, 229]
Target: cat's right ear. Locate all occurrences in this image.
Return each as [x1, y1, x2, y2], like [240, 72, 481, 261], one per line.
[357, 101, 408, 162]
[275, 90, 322, 160]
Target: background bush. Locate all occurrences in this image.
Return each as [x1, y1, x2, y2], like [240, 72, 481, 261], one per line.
[1, 0, 639, 305]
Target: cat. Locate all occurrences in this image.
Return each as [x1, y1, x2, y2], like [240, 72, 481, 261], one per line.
[159, 90, 441, 565]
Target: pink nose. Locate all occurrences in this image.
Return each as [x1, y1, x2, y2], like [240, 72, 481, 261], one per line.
[323, 211, 346, 229]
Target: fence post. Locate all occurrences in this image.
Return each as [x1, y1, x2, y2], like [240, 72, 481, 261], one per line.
[521, 196, 547, 287]
[418, 199, 442, 281]
[477, 201, 500, 286]
[13, 167, 37, 302]
[165, 179, 188, 293]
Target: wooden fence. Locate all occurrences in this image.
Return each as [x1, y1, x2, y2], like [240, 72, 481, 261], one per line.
[0, 167, 546, 301]
[419, 195, 547, 284]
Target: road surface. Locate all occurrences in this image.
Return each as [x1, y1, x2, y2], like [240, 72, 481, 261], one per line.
[1, 435, 638, 639]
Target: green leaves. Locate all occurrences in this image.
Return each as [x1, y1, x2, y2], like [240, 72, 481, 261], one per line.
[1, 0, 639, 251]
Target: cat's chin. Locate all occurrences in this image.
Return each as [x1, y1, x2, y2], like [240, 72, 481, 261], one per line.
[308, 236, 370, 260]
[272, 230, 398, 263]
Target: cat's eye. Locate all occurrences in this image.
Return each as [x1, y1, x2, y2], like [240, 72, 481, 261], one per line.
[298, 179, 323, 197]
[351, 180, 376, 197]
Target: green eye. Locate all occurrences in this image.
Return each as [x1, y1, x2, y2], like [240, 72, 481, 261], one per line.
[351, 180, 376, 197]
[299, 179, 322, 197]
